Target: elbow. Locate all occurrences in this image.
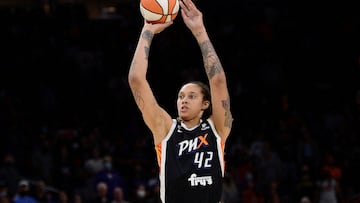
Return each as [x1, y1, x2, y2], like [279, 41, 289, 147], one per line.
[211, 72, 227, 86]
[128, 71, 143, 88]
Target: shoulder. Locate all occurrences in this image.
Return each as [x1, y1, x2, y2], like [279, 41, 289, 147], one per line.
[207, 116, 232, 143]
[205, 118, 215, 129]
[167, 119, 179, 134]
[156, 119, 178, 143]
[203, 118, 218, 136]
[206, 118, 225, 140]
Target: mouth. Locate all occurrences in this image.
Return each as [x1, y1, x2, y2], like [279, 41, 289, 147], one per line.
[180, 106, 188, 112]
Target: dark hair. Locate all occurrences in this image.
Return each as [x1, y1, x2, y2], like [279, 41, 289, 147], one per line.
[180, 81, 212, 119]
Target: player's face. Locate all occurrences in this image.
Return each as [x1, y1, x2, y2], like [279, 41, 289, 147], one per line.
[177, 83, 205, 121]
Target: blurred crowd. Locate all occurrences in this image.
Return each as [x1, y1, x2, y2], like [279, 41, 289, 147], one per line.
[1, 1, 360, 203]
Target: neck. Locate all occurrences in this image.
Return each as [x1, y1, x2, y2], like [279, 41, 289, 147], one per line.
[180, 118, 202, 129]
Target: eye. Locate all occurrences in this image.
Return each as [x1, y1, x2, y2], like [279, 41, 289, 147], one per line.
[188, 94, 197, 99]
[178, 95, 184, 99]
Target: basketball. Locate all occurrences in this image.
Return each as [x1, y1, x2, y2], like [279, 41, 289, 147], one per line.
[140, 0, 180, 24]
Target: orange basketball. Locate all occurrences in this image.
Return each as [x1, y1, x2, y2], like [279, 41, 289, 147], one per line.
[140, 0, 179, 24]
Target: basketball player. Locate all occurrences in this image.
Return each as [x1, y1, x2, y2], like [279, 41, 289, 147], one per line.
[128, 0, 233, 202]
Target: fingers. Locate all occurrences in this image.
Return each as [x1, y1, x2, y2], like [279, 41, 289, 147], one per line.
[179, 0, 188, 17]
[180, 0, 197, 16]
[179, 0, 187, 11]
[143, 20, 173, 34]
[179, 0, 189, 18]
[162, 21, 174, 28]
[181, 0, 194, 9]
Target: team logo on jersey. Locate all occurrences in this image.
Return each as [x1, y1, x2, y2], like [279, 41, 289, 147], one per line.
[188, 173, 213, 186]
[201, 123, 210, 131]
[177, 134, 208, 156]
[177, 125, 183, 133]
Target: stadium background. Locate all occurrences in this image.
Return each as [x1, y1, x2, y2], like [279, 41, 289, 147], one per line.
[0, 0, 360, 202]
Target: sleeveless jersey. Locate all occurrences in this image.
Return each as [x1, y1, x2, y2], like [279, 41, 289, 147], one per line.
[155, 119, 225, 203]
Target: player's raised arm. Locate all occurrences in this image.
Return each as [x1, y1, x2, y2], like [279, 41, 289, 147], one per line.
[180, 0, 233, 141]
[128, 21, 173, 144]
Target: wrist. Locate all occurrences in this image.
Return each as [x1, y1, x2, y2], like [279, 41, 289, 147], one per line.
[192, 27, 208, 42]
[140, 29, 154, 45]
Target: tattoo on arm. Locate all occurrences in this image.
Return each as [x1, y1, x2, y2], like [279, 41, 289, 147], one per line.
[222, 97, 233, 128]
[194, 30, 204, 38]
[133, 89, 145, 110]
[142, 30, 153, 59]
[144, 46, 150, 59]
[200, 40, 223, 79]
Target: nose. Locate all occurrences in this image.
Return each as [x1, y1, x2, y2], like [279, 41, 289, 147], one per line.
[181, 97, 188, 104]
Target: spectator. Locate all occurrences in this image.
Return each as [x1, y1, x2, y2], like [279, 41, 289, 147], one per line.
[300, 196, 311, 203]
[73, 193, 83, 203]
[316, 170, 338, 203]
[58, 190, 69, 203]
[111, 187, 129, 203]
[13, 180, 38, 203]
[95, 155, 126, 200]
[221, 173, 240, 203]
[132, 183, 148, 203]
[90, 182, 111, 203]
[84, 146, 104, 176]
[0, 153, 22, 197]
[0, 180, 11, 203]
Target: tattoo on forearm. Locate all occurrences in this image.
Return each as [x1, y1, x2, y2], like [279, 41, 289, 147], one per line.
[194, 30, 204, 38]
[142, 30, 153, 59]
[142, 29, 154, 41]
[222, 98, 233, 128]
[200, 40, 223, 79]
[133, 89, 145, 110]
[144, 46, 150, 59]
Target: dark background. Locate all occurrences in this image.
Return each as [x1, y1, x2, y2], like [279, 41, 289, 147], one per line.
[1, 0, 360, 202]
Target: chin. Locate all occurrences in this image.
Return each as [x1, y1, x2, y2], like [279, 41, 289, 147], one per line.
[178, 115, 186, 120]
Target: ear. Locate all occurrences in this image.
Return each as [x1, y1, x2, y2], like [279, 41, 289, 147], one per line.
[201, 101, 210, 110]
